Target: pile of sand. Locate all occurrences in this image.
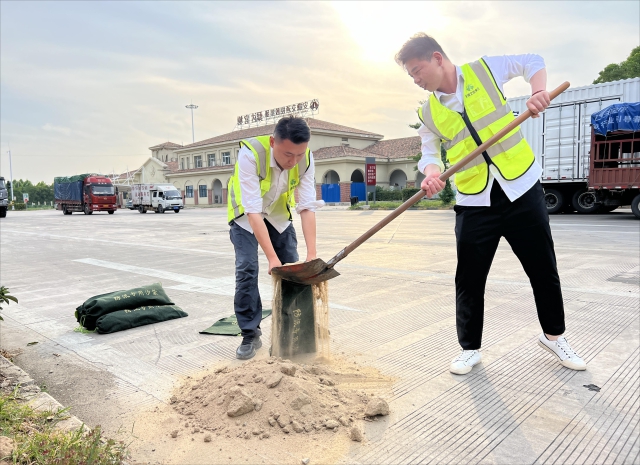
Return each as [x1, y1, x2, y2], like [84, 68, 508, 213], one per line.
[167, 357, 391, 444]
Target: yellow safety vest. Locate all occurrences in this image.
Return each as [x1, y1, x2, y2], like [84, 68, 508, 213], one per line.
[227, 135, 311, 224]
[418, 59, 535, 195]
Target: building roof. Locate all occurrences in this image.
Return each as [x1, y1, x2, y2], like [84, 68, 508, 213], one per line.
[176, 118, 383, 151]
[313, 145, 377, 160]
[313, 136, 421, 161]
[149, 141, 183, 150]
[366, 136, 422, 159]
[165, 161, 179, 172]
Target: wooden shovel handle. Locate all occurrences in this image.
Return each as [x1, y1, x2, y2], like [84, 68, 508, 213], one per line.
[325, 81, 570, 268]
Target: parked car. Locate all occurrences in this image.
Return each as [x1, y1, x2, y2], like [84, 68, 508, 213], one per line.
[125, 199, 134, 210]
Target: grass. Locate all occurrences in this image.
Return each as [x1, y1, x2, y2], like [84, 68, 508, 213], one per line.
[0, 387, 128, 464]
[349, 200, 455, 210]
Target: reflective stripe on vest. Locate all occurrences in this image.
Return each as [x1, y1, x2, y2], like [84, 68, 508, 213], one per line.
[227, 135, 311, 223]
[418, 59, 535, 195]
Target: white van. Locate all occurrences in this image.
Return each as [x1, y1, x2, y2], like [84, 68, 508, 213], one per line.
[131, 184, 184, 214]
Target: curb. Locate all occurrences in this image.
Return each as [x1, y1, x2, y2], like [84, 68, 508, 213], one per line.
[0, 354, 85, 431]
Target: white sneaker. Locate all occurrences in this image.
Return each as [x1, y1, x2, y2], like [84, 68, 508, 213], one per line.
[538, 334, 587, 370]
[450, 350, 482, 375]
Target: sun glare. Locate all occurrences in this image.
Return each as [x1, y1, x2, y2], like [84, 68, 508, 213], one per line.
[331, 1, 449, 63]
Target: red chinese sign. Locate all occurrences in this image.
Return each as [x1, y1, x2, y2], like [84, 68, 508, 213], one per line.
[366, 164, 376, 186]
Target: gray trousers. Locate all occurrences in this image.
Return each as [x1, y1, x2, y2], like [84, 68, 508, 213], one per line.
[229, 219, 299, 338]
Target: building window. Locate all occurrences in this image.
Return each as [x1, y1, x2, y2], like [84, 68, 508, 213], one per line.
[194, 156, 202, 168]
[208, 154, 216, 167]
[185, 186, 193, 198]
[222, 151, 231, 165]
[180, 158, 185, 170]
[199, 185, 207, 198]
[342, 137, 348, 142]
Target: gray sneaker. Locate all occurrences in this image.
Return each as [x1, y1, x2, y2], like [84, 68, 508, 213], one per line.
[236, 336, 262, 360]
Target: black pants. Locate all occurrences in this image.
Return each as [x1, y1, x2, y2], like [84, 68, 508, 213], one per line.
[229, 219, 298, 338]
[454, 181, 565, 350]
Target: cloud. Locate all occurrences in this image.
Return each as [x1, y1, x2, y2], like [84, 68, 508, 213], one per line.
[42, 123, 71, 135]
[0, 1, 638, 182]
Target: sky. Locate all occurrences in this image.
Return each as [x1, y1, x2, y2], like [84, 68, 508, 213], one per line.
[1, 1, 638, 183]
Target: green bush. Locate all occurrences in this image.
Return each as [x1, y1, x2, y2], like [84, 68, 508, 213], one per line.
[402, 188, 422, 201]
[368, 186, 402, 201]
[440, 180, 455, 204]
[350, 199, 455, 210]
[12, 202, 26, 211]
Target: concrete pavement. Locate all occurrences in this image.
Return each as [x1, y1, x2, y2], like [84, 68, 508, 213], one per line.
[0, 207, 638, 464]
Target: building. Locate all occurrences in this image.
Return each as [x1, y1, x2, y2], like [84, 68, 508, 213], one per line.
[112, 142, 181, 193]
[162, 118, 423, 205]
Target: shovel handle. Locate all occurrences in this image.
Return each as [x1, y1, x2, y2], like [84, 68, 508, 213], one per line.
[325, 81, 570, 268]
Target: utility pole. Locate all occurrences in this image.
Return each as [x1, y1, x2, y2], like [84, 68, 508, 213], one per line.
[7, 150, 14, 210]
[185, 103, 198, 143]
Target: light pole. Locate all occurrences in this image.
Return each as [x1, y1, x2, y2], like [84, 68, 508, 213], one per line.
[7, 151, 14, 210]
[185, 103, 198, 143]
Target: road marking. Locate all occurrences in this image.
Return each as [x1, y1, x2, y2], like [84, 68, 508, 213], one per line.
[3, 230, 229, 255]
[74, 258, 364, 312]
[551, 223, 639, 228]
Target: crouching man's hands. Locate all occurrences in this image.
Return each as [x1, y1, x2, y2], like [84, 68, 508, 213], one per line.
[267, 256, 282, 275]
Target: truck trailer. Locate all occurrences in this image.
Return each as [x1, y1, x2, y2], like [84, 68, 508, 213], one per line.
[508, 77, 640, 214]
[0, 176, 9, 218]
[588, 102, 640, 218]
[0, 177, 8, 218]
[131, 183, 184, 213]
[54, 174, 117, 215]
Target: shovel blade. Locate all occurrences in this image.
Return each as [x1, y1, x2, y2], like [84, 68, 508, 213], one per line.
[271, 258, 341, 285]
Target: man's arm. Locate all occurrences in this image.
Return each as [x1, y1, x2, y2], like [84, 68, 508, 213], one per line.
[527, 68, 550, 118]
[483, 54, 550, 118]
[237, 148, 280, 273]
[247, 214, 281, 273]
[417, 123, 446, 197]
[295, 153, 319, 261]
[299, 210, 317, 261]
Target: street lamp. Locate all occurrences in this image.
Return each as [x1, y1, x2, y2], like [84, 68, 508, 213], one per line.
[7, 151, 14, 210]
[185, 103, 198, 144]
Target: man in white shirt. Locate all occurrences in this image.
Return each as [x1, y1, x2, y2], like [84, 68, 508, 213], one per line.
[227, 116, 320, 360]
[395, 33, 586, 374]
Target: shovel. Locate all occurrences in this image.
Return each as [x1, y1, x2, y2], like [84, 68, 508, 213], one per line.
[272, 82, 571, 285]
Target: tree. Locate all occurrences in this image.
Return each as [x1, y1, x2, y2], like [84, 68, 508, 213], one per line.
[593, 46, 640, 84]
[408, 100, 427, 130]
[10, 179, 55, 205]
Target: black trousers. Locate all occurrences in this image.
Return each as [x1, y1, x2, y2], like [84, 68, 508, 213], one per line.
[454, 181, 565, 350]
[229, 219, 298, 338]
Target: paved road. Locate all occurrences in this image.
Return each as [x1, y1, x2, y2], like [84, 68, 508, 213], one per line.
[1, 207, 638, 464]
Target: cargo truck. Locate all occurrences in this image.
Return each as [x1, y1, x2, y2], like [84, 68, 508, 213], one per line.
[587, 102, 640, 219]
[508, 77, 640, 214]
[0, 177, 8, 218]
[54, 174, 117, 215]
[131, 183, 183, 213]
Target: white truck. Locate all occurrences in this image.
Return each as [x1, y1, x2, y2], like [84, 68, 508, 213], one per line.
[508, 77, 640, 214]
[131, 183, 184, 214]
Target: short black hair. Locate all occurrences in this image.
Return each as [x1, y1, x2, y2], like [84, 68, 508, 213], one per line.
[395, 33, 448, 67]
[273, 116, 311, 144]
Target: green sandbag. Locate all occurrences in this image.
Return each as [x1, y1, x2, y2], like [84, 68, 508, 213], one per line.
[75, 283, 173, 330]
[95, 305, 187, 334]
[199, 310, 272, 336]
[275, 280, 316, 357]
